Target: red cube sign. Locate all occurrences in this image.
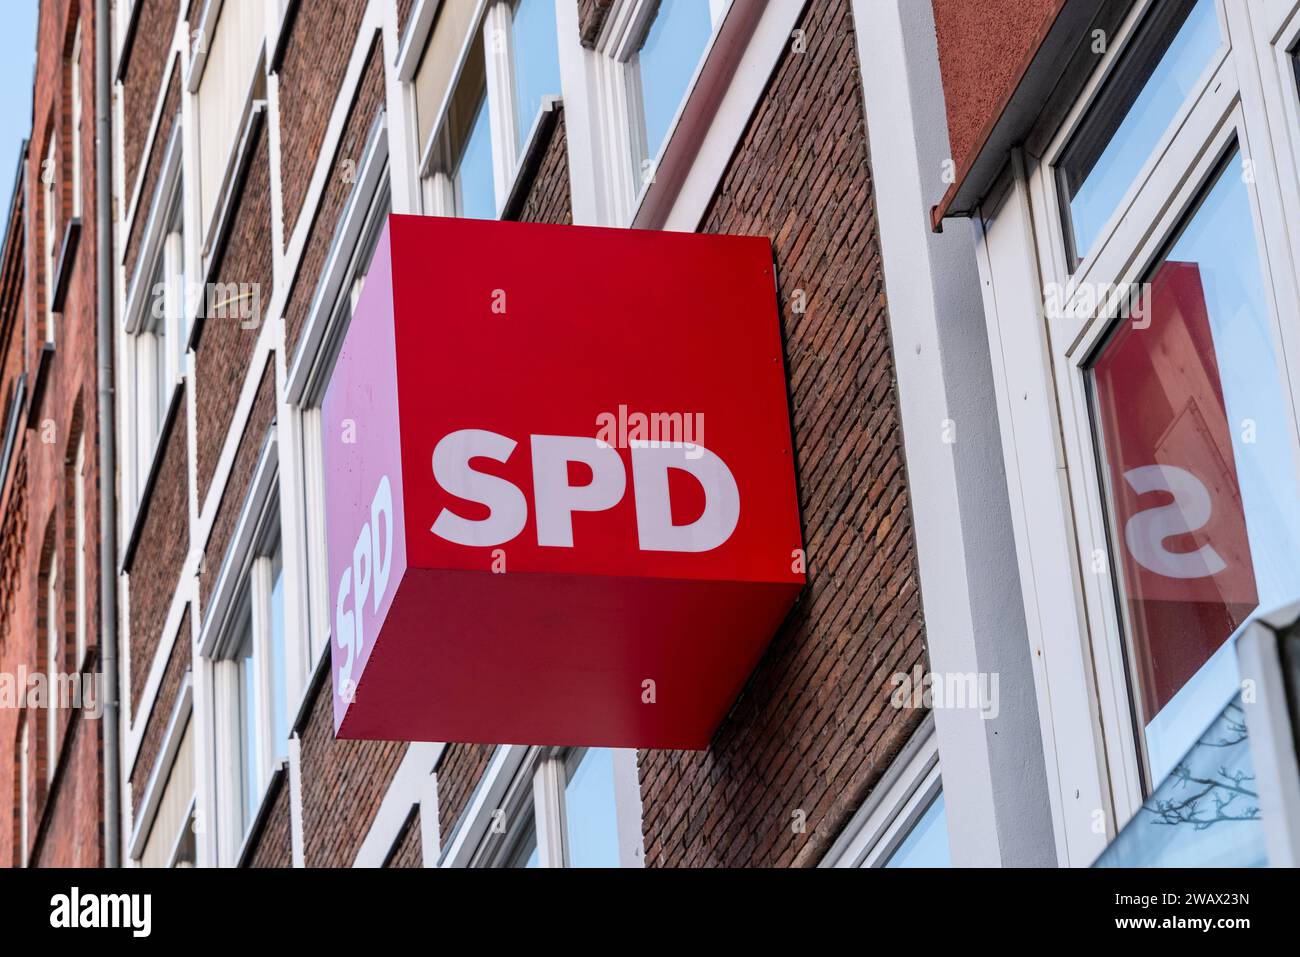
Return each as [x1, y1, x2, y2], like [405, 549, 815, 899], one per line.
[323, 216, 804, 749]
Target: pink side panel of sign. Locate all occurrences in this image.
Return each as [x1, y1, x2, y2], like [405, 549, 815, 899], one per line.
[322, 225, 409, 733]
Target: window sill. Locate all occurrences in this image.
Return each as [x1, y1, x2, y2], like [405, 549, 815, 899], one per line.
[51, 219, 82, 314]
[24, 344, 55, 429]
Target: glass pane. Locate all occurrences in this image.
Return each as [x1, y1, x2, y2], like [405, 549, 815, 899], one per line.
[510, 0, 561, 144]
[1060, 0, 1220, 261]
[563, 748, 621, 867]
[884, 791, 950, 868]
[268, 543, 288, 760]
[1094, 694, 1265, 867]
[455, 93, 496, 220]
[235, 626, 258, 834]
[1091, 151, 1300, 782]
[635, 0, 712, 167]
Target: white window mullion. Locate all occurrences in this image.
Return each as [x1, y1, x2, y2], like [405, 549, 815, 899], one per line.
[46, 563, 59, 781]
[483, 0, 519, 213]
[74, 437, 87, 667]
[532, 754, 567, 867]
[250, 556, 274, 786]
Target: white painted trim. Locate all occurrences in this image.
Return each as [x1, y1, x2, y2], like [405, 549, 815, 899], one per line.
[121, 43, 185, 242]
[123, 560, 199, 770]
[122, 123, 183, 335]
[419, 771, 441, 866]
[284, 112, 390, 404]
[198, 427, 279, 658]
[438, 745, 529, 866]
[353, 742, 445, 866]
[852, 0, 1057, 867]
[396, 0, 441, 80]
[187, 0, 225, 92]
[972, 160, 1114, 867]
[127, 674, 194, 860]
[611, 748, 644, 868]
[287, 731, 305, 867]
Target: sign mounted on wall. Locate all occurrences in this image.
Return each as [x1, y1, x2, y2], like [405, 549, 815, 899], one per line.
[323, 216, 804, 750]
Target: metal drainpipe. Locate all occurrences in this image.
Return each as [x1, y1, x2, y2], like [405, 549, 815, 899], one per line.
[95, 0, 121, 868]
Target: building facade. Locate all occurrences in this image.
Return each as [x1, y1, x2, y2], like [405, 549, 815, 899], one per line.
[1, 0, 105, 869]
[2, 0, 1297, 870]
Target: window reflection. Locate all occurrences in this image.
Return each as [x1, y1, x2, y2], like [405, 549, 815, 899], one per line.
[1091, 150, 1300, 782]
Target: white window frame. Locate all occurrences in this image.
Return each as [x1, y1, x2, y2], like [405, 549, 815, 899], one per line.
[975, 0, 1300, 857]
[42, 136, 56, 344]
[122, 125, 186, 512]
[199, 434, 288, 866]
[45, 556, 59, 782]
[70, 22, 83, 220]
[820, 716, 945, 868]
[73, 435, 87, 668]
[416, 0, 564, 218]
[460, 746, 641, 868]
[586, 0, 730, 226]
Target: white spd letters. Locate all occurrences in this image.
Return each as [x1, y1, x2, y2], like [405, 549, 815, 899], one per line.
[429, 429, 740, 552]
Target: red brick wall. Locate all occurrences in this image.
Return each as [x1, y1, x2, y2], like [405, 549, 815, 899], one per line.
[931, 0, 1062, 185]
[128, 609, 191, 811]
[245, 774, 293, 868]
[195, 126, 273, 506]
[298, 678, 407, 867]
[283, 35, 385, 359]
[433, 743, 492, 840]
[124, 65, 180, 282]
[3, 0, 107, 869]
[199, 359, 275, 609]
[126, 391, 189, 720]
[383, 807, 422, 867]
[636, 0, 928, 868]
[121, 0, 181, 198]
[577, 0, 613, 47]
[276, 3, 371, 242]
[396, 0, 417, 34]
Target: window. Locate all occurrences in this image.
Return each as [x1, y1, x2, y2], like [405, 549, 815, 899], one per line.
[883, 791, 950, 868]
[448, 41, 495, 219]
[471, 747, 623, 868]
[42, 137, 56, 343]
[820, 717, 950, 868]
[211, 495, 288, 864]
[1058, 0, 1221, 264]
[139, 721, 198, 868]
[630, 0, 715, 171]
[133, 197, 184, 500]
[69, 23, 83, 219]
[978, 0, 1300, 848]
[45, 556, 59, 781]
[509, 0, 562, 144]
[73, 435, 87, 667]
[1090, 150, 1300, 782]
[417, 0, 562, 218]
[193, 0, 265, 240]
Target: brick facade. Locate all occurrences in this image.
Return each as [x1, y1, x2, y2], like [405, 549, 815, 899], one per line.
[636, 0, 927, 867]
[276, 2, 371, 243]
[72, 0, 934, 871]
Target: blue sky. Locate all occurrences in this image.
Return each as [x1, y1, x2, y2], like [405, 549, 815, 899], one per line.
[0, 1, 39, 216]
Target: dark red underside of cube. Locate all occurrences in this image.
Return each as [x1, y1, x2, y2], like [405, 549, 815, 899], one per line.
[335, 569, 802, 750]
